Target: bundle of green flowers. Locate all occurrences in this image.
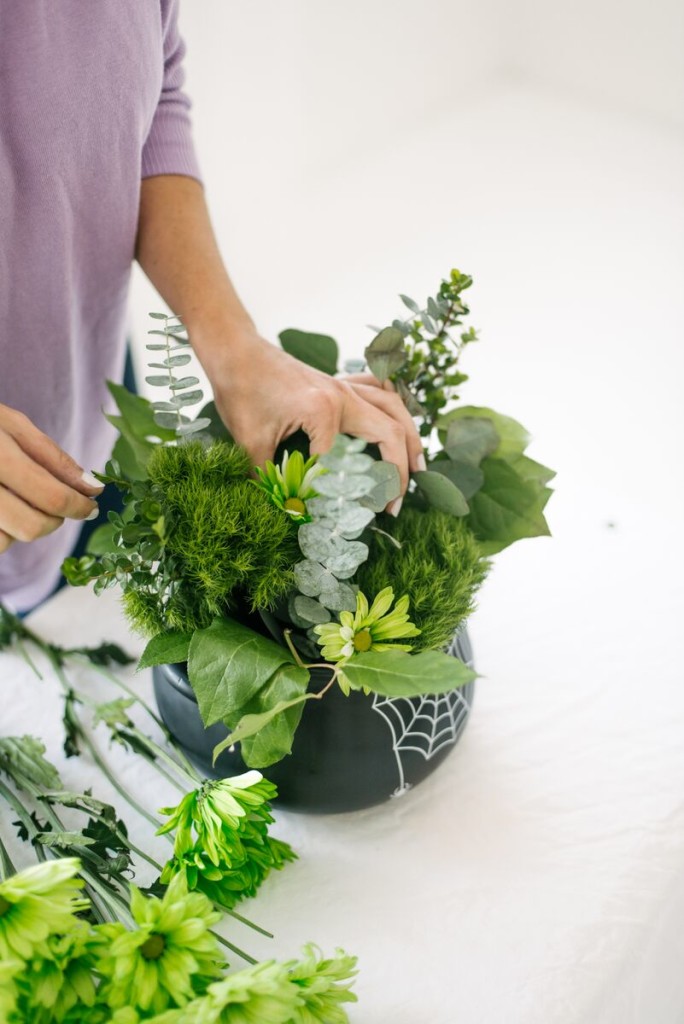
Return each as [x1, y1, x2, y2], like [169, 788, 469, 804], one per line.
[64, 269, 554, 770]
[0, 858, 356, 1023]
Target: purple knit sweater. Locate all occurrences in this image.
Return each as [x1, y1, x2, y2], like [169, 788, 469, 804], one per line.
[0, 0, 200, 611]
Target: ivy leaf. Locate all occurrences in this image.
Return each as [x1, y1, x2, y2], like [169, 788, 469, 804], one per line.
[138, 630, 193, 670]
[444, 416, 499, 466]
[466, 456, 552, 554]
[343, 648, 476, 696]
[438, 405, 530, 456]
[364, 326, 407, 381]
[188, 617, 305, 727]
[214, 666, 313, 768]
[279, 328, 339, 375]
[413, 470, 469, 517]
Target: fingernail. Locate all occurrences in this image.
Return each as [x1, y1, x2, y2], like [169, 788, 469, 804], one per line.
[85, 506, 100, 521]
[81, 470, 103, 490]
[416, 454, 427, 472]
[388, 496, 403, 517]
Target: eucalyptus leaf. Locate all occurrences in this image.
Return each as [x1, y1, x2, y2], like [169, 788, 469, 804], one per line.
[279, 328, 339, 375]
[364, 326, 407, 381]
[343, 648, 476, 696]
[413, 470, 469, 517]
[399, 294, 420, 313]
[176, 417, 212, 435]
[318, 580, 357, 612]
[153, 412, 182, 430]
[314, 473, 375, 500]
[169, 376, 200, 391]
[358, 461, 401, 512]
[172, 390, 204, 407]
[289, 595, 331, 627]
[145, 375, 176, 387]
[293, 560, 329, 597]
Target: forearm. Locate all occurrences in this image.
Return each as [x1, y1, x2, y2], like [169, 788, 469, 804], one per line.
[135, 174, 257, 374]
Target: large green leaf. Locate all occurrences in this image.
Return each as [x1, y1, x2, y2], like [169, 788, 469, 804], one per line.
[215, 664, 312, 768]
[105, 382, 176, 479]
[467, 456, 551, 554]
[343, 649, 476, 696]
[413, 470, 469, 516]
[438, 406, 530, 457]
[430, 459, 484, 500]
[188, 617, 306, 727]
[138, 630, 193, 670]
[279, 328, 339, 375]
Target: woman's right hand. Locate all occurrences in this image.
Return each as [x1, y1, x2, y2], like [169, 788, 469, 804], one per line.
[0, 404, 104, 554]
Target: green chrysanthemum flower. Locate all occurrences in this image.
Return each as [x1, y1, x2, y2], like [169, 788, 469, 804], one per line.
[158, 773, 296, 910]
[0, 857, 86, 960]
[285, 944, 358, 1024]
[254, 450, 324, 521]
[96, 873, 223, 1015]
[313, 586, 421, 663]
[0, 958, 22, 1021]
[17, 919, 99, 1020]
[162, 946, 358, 1024]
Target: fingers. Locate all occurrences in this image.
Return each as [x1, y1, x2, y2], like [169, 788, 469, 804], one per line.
[301, 390, 342, 457]
[0, 530, 13, 554]
[0, 432, 100, 521]
[0, 485, 64, 543]
[2, 407, 104, 497]
[347, 381, 425, 474]
[333, 384, 410, 502]
[342, 373, 396, 392]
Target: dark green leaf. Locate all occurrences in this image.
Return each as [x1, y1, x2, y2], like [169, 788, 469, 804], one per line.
[438, 405, 530, 456]
[467, 456, 552, 554]
[413, 470, 469, 516]
[188, 617, 304, 727]
[138, 630, 193, 670]
[430, 459, 484, 500]
[444, 416, 499, 466]
[279, 328, 339, 375]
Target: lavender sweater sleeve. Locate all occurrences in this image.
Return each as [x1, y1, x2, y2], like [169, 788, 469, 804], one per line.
[0, 0, 200, 613]
[142, 0, 202, 182]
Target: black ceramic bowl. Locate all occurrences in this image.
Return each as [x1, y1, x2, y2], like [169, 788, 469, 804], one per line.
[153, 629, 475, 814]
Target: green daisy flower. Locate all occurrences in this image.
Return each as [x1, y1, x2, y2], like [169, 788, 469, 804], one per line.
[17, 919, 99, 1020]
[0, 857, 86, 960]
[313, 586, 421, 663]
[158, 773, 296, 910]
[254, 450, 324, 521]
[96, 872, 223, 1015]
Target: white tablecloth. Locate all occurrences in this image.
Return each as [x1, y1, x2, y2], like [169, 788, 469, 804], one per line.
[3, 509, 684, 1024]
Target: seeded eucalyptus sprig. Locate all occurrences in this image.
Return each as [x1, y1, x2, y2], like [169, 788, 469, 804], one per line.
[364, 268, 479, 437]
[146, 312, 211, 439]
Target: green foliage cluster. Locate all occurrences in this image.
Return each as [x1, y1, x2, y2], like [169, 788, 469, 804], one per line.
[125, 441, 301, 635]
[355, 506, 490, 652]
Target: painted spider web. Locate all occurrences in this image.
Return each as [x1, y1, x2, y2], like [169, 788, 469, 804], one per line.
[372, 687, 472, 797]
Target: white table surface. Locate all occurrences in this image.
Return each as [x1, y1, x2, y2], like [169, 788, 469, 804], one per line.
[2, 522, 683, 1024]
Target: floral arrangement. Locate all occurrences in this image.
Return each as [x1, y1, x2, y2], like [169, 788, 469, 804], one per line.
[63, 269, 555, 769]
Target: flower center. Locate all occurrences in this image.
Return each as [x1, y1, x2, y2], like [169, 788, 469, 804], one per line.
[353, 629, 373, 652]
[284, 497, 306, 515]
[0, 895, 11, 917]
[140, 933, 166, 960]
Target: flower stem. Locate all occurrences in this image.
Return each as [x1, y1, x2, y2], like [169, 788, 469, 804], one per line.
[213, 930, 258, 965]
[0, 776, 46, 863]
[0, 829, 16, 879]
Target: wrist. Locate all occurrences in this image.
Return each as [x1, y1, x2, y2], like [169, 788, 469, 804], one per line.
[188, 311, 261, 376]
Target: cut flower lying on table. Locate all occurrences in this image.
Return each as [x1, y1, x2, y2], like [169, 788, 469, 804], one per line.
[63, 269, 555, 770]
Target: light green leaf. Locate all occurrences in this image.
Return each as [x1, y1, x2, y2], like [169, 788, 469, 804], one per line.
[430, 459, 484, 500]
[413, 470, 469, 516]
[188, 618, 300, 726]
[289, 595, 331, 627]
[138, 630, 193, 670]
[438, 405, 530, 456]
[364, 326, 407, 381]
[105, 382, 176, 478]
[279, 328, 339, 375]
[85, 523, 119, 556]
[37, 832, 96, 849]
[359, 461, 401, 512]
[0, 736, 62, 790]
[343, 648, 476, 696]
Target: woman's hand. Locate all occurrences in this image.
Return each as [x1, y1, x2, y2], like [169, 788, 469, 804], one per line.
[0, 404, 103, 554]
[204, 332, 425, 513]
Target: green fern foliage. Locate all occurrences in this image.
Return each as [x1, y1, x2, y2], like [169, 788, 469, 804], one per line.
[355, 506, 490, 652]
[125, 441, 300, 635]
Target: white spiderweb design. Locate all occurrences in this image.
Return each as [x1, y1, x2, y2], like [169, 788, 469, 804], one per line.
[372, 685, 473, 798]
